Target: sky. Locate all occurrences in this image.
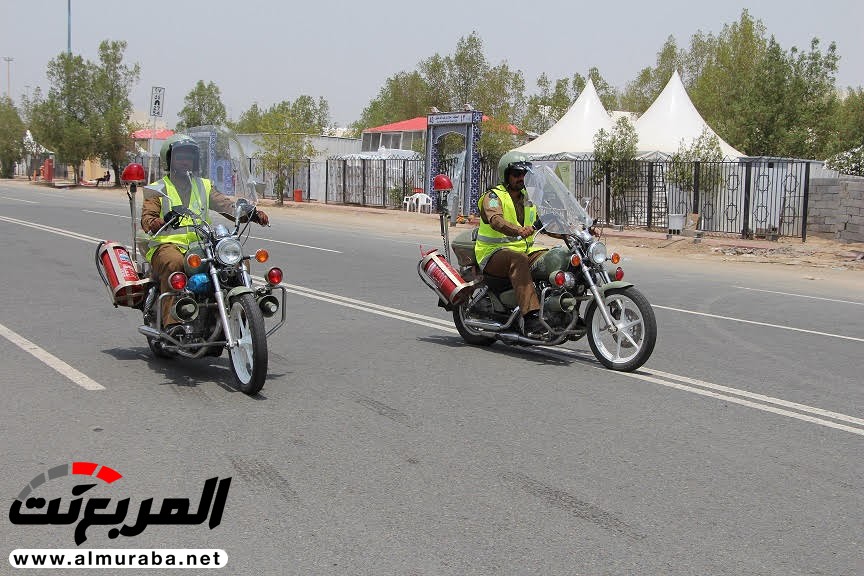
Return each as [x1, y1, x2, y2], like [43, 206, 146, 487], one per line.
[2, 0, 862, 130]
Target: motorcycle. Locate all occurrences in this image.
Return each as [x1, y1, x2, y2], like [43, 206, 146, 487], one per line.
[96, 168, 286, 395]
[419, 164, 656, 372]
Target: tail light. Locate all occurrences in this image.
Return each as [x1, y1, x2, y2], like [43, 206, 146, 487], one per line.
[169, 272, 188, 290]
[266, 267, 283, 285]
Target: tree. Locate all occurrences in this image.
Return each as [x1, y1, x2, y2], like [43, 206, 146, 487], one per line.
[828, 87, 864, 155]
[619, 36, 685, 113]
[176, 81, 227, 130]
[253, 99, 322, 205]
[667, 127, 724, 201]
[588, 68, 619, 111]
[351, 32, 526, 162]
[593, 117, 639, 224]
[30, 52, 96, 183]
[0, 96, 26, 178]
[91, 40, 140, 185]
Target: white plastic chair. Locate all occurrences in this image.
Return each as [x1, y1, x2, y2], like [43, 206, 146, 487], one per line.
[402, 195, 414, 211]
[413, 193, 433, 213]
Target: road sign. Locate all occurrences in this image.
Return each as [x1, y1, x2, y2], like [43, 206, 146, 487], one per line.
[150, 86, 165, 118]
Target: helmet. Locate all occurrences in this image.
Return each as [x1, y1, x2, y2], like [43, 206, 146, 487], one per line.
[432, 174, 453, 191]
[160, 134, 200, 173]
[498, 151, 532, 184]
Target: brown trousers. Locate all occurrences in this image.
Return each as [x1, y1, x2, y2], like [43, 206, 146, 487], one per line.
[150, 244, 186, 327]
[483, 249, 547, 316]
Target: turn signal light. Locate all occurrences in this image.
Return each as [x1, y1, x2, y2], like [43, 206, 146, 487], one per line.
[255, 249, 269, 263]
[169, 272, 188, 290]
[614, 267, 624, 281]
[570, 254, 581, 267]
[610, 253, 621, 264]
[186, 253, 202, 268]
[266, 267, 283, 285]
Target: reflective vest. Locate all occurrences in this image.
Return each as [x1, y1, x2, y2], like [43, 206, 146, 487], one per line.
[474, 185, 543, 268]
[145, 176, 212, 261]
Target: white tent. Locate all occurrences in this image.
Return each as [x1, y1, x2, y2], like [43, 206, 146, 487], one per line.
[634, 71, 744, 160]
[513, 79, 613, 156]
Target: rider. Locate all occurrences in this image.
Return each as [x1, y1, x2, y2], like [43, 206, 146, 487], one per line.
[140, 134, 269, 329]
[475, 151, 548, 336]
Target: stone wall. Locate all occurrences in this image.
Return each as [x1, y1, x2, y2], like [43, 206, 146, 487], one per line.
[808, 178, 864, 243]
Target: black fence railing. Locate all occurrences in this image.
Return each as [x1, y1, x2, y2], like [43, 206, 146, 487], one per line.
[130, 155, 817, 239]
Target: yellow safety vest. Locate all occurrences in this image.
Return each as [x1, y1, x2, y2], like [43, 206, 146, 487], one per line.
[145, 176, 212, 261]
[474, 185, 543, 268]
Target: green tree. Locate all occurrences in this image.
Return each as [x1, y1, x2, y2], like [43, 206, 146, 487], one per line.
[828, 87, 864, 155]
[254, 100, 321, 205]
[351, 32, 526, 161]
[230, 102, 265, 133]
[593, 117, 639, 224]
[523, 72, 586, 134]
[668, 127, 724, 198]
[30, 52, 96, 183]
[91, 40, 140, 185]
[0, 96, 26, 178]
[619, 36, 685, 113]
[588, 67, 619, 111]
[176, 81, 227, 130]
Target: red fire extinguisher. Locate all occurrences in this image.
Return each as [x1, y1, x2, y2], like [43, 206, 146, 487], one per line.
[95, 241, 149, 308]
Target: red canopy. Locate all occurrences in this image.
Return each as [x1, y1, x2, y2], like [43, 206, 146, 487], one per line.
[131, 128, 175, 140]
[364, 116, 521, 135]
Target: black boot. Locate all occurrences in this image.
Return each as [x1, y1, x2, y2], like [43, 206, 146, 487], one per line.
[523, 311, 548, 337]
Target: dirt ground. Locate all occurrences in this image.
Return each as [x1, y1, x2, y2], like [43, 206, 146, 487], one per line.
[264, 199, 864, 273]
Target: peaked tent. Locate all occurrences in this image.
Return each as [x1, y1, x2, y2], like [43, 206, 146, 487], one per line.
[634, 71, 744, 159]
[513, 79, 613, 156]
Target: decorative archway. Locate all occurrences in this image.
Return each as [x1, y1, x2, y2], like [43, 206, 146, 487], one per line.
[424, 111, 482, 221]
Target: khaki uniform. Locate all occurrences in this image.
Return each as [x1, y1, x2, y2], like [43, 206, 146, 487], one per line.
[478, 188, 547, 315]
[140, 181, 237, 326]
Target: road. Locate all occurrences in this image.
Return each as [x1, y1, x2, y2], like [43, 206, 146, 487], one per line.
[1, 181, 862, 575]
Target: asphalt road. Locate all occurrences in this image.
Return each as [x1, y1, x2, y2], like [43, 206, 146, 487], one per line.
[1, 181, 862, 575]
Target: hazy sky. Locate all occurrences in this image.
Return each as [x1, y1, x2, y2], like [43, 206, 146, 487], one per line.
[2, 0, 862, 129]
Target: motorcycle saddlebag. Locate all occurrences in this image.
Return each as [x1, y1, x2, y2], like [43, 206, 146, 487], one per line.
[450, 228, 478, 268]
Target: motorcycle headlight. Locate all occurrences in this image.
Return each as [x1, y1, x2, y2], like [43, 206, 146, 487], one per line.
[588, 241, 607, 264]
[215, 238, 243, 265]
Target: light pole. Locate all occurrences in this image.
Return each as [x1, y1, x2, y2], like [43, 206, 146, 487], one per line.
[2, 57, 12, 98]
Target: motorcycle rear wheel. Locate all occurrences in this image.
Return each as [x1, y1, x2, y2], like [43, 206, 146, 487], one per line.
[585, 286, 656, 372]
[227, 294, 268, 395]
[453, 302, 496, 346]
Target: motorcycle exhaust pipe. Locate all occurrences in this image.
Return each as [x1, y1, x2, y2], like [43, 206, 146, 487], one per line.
[172, 296, 199, 322]
[546, 294, 577, 313]
[258, 294, 279, 318]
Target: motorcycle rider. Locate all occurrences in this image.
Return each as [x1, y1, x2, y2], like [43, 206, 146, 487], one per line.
[475, 151, 548, 336]
[140, 135, 269, 329]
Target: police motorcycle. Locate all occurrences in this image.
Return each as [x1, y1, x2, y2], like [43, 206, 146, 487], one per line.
[96, 162, 286, 395]
[419, 165, 656, 372]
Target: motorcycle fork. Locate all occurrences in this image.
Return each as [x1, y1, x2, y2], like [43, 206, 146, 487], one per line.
[579, 262, 619, 334]
[209, 265, 237, 349]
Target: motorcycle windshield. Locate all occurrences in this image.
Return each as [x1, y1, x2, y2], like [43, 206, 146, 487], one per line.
[524, 165, 593, 234]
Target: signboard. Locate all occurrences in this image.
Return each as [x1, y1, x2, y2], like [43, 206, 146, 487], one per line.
[150, 86, 165, 118]
[427, 112, 474, 126]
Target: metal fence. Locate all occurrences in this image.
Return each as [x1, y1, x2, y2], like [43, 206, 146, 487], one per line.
[318, 156, 814, 239]
[129, 153, 816, 239]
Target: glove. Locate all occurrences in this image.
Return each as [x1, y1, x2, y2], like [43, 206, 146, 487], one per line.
[148, 218, 165, 234]
[254, 210, 269, 226]
[588, 226, 599, 237]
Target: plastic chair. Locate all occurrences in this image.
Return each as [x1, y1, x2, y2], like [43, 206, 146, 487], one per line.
[413, 193, 433, 214]
[402, 195, 415, 211]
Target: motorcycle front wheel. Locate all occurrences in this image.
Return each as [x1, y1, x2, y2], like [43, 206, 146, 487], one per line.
[227, 293, 268, 395]
[585, 286, 656, 372]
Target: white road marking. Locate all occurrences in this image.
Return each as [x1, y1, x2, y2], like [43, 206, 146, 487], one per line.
[0, 215, 103, 243]
[733, 285, 864, 306]
[249, 236, 341, 253]
[82, 209, 130, 219]
[0, 195, 38, 204]
[0, 322, 105, 390]
[4, 213, 864, 433]
[652, 304, 864, 343]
